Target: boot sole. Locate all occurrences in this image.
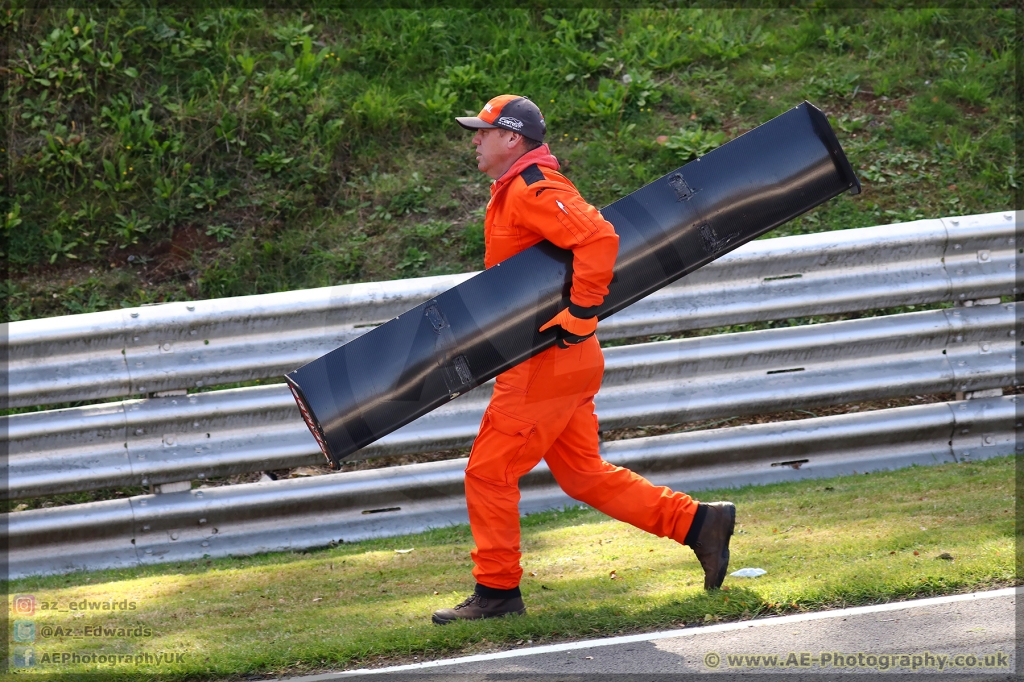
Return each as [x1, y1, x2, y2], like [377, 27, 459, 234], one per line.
[710, 503, 736, 590]
[431, 608, 526, 626]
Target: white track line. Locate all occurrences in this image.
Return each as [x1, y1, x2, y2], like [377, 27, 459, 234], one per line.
[290, 587, 1017, 679]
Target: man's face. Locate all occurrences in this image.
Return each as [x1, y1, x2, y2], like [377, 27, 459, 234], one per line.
[472, 127, 519, 180]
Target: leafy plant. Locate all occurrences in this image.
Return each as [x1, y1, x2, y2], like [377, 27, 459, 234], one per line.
[42, 229, 78, 263]
[397, 246, 429, 271]
[459, 220, 485, 263]
[113, 210, 152, 248]
[418, 83, 458, 121]
[188, 177, 231, 211]
[205, 224, 236, 243]
[388, 172, 432, 216]
[585, 78, 627, 127]
[255, 151, 295, 175]
[820, 24, 853, 52]
[663, 125, 727, 162]
[351, 85, 408, 133]
[5, 202, 23, 231]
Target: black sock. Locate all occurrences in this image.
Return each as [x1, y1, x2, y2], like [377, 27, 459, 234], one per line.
[474, 583, 522, 599]
[683, 504, 708, 546]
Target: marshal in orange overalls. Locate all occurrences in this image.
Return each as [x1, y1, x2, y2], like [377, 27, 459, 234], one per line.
[466, 144, 700, 590]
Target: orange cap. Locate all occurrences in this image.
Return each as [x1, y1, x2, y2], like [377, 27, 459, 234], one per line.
[456, 95, 546, 141]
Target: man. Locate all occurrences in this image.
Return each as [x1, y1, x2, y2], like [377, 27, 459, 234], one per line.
[431, 95, 735, 625]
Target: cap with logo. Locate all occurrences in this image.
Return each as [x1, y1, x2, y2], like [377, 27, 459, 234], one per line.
[456, 94, 546, 142]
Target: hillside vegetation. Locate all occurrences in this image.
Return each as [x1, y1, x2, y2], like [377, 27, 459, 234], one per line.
[4, 7, 1016, 321]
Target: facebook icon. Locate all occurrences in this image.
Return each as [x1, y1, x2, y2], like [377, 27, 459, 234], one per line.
[12, 646, 36, 668]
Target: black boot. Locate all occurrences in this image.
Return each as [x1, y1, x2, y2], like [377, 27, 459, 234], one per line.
[685, 502, 736, 590]
[431, 584, 526, 625]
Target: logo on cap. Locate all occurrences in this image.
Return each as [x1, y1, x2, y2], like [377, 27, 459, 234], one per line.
[483, 103, 493, 113]
[497, 116, 523, 130]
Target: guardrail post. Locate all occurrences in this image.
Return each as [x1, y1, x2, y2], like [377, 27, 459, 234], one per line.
[949, 396, 1015, 463]
[953, 297, 1006, 401]
[148, 390, 194, 494]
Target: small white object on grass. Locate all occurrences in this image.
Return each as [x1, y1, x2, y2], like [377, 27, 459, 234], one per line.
[394, 548, 414, 554]
[730, 567, 767, 578]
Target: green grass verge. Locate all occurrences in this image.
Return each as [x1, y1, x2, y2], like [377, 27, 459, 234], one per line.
[7, 455, 1017, 680]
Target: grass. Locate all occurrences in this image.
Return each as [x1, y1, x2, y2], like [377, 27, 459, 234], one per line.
[4, 7, 1016, 322]
[6, 455, 1016, 680]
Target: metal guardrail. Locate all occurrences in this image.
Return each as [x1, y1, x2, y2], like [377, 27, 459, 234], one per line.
[7, 302, 1017, 500]
[5, 212, 1016, 408]
[3, 211, 1019, 579]
[8, 395, 1016, 578]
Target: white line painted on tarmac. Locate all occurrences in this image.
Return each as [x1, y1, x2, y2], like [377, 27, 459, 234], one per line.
[291, 587, 1017, 679]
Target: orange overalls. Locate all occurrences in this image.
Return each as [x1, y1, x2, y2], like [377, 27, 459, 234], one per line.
[466, 144, 700, 590]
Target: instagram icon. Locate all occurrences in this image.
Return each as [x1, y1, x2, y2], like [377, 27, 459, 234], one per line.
[11, 595, 36, 617]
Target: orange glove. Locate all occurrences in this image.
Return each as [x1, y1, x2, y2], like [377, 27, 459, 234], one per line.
[539, 307, 598, 348]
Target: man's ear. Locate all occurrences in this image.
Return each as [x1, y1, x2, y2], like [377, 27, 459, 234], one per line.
[506, 132, 523, 149]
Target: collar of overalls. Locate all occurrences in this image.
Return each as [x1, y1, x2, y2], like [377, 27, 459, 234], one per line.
[490, 144, 560, 195]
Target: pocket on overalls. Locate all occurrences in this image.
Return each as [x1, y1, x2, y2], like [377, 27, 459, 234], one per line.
[484, 407, 538, 487]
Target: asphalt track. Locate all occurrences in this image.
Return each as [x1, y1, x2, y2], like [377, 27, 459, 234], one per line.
[284, 587, 1017, 681]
